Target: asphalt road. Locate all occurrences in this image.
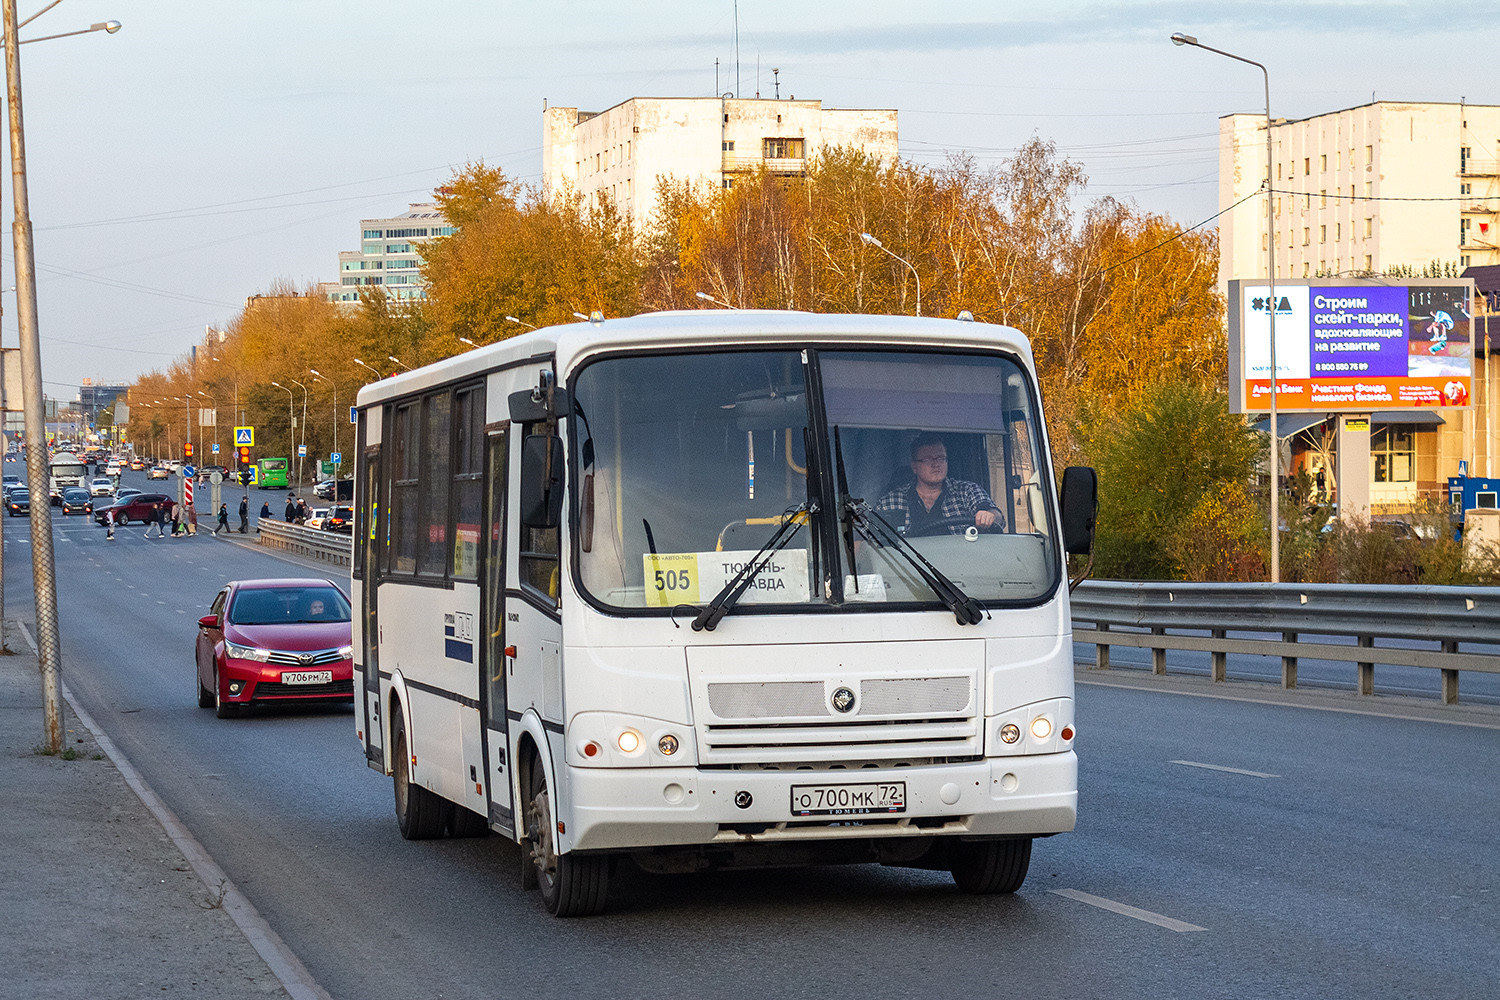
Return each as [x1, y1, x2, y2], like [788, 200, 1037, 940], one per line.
[8, 464, 1499, 999]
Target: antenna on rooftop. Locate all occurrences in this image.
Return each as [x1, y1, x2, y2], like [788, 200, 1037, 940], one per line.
[773, 67, 780, 100]
[734, 0, 740, 100]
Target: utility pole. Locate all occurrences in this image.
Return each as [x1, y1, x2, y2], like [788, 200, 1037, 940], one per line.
[3, 0, 64, 751]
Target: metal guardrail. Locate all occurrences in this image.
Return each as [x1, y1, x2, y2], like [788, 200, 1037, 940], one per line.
[1071, 580, 1500, 705]
[256, 519, 352, 567]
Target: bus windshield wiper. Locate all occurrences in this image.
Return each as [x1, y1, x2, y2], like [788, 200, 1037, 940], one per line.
[842, 498, 986, 626]
[691, 502, 813, 632]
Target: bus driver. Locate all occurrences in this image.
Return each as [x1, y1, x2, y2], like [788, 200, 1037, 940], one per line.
[873, 433, 1005, 537]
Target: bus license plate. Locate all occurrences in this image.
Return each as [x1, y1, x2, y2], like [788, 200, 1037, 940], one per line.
[282, 670, 333, 685]
[790, 781, 905, 817]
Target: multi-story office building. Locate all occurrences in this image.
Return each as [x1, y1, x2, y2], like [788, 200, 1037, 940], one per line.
[542, 97, 899, 225]
[1220, 101, 1500, 508]
[326, 203, 454, 304]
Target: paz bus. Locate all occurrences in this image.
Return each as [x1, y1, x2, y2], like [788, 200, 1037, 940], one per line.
[256, 458, 288, 489]
[352, 310, 1097, 916]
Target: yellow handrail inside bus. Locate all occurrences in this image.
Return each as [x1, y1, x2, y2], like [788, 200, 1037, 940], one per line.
[716, 509, 810, 551]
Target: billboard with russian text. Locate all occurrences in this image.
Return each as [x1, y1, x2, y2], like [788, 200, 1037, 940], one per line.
[1228, 279, 1473, 412]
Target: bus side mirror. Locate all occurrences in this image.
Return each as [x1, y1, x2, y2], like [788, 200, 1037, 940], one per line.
[520, 434, 565, 529]
[1060, 466, 1097, 555]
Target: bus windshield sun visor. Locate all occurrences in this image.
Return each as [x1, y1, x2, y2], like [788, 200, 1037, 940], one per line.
[691, 502, 814, 632]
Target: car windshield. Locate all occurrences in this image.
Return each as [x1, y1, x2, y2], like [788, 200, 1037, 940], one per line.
[572, 347, 1059, 614]
[228, 585, 351, 625]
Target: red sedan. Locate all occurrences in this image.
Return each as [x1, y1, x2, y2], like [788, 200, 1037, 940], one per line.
[195, 577, 354, 718]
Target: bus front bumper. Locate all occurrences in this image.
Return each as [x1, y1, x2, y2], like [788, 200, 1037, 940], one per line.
[562, 751, 1076, 853]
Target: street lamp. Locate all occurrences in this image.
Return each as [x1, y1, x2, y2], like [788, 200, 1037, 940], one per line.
[288, 377, 307, 488]
[695, 291, 735, 309]
[387, 355, 412, 372]
[270, 380, 294, 479]
[1172, 30, 1280, 583]
[352, 358, 384, 381]
[2, 0, 122, 751]
[505, 315, 537, 331]
[457, 336, 477, 348]
[860, 232, 921, 317]
[310, 369, 338, 478]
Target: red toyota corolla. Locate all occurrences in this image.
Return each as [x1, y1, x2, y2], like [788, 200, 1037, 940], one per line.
[195, 577, 354, 718]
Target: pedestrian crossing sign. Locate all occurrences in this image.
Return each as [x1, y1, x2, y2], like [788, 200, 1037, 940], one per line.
[234, 427, 255, 446]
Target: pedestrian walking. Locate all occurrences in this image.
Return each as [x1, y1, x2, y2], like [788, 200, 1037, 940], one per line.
[105, 506, 115, 540]
[238, 495, 249, 533]
[185, 501, 198, 536]
[215, 503, 229, 535]
[170, 505, 186, 538]
[284, 493, 296, 523]
[144, 504, 165, 538]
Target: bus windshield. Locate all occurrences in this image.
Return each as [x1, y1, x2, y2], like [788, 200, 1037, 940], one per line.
[572, 347, 1059, 613]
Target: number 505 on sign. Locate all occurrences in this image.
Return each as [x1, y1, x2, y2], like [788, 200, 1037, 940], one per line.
[643, 553, 699, 605]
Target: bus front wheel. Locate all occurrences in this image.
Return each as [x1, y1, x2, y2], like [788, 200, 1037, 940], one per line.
[524, 758, 609, 916]
[950, 837, 1032, 894]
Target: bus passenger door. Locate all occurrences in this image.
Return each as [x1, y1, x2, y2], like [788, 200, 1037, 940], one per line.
[360, 445, 382, 767]
[480, 429, 515, 835]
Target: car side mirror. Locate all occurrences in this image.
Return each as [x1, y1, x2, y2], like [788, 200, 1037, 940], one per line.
[1060, 466, 1098, 556]
[198, 614, 220, 630]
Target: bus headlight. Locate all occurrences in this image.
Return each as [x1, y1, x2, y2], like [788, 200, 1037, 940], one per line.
[1030, 717, 1052, 740]
[617, 729, 641, 754]
[658, 733, 679, 755]
[568, 712, 695, 767]
[999, 723, 1021, 744]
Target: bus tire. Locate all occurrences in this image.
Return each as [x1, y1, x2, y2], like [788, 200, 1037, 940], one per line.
[447, 803, 491, 838]
[524, 760, 608, 916]
[392, 710, 443, 840]
[950, 837, 1032, 894]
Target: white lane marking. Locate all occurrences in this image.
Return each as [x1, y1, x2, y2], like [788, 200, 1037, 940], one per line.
[1051, 889, 1207, 932]
[1170, 760, 1279, 778]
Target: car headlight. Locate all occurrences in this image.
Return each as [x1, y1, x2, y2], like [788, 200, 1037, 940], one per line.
[338, 644, 354, 659]
[224, 640, 272, 662]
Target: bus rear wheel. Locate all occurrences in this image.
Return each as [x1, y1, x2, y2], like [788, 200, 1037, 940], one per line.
[392, 710, 444, 840]
[524, 759, 609, 917]
[950, 837, 1032, 894]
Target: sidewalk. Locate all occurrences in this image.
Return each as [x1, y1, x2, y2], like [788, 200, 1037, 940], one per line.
[0, 631, 293, 999]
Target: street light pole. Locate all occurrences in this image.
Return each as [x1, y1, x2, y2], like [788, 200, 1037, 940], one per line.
[352, 358, 384, 382]
[310, 369, 336, 478]
[1172, 31, 1279, 583]
[270, 380, 293, 484]
[860, 232, 921, 317]
[289, 377, 307, 488]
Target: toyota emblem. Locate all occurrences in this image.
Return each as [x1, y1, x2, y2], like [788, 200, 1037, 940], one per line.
[831, 686, 856, 714]
[298, 653, 314, 665]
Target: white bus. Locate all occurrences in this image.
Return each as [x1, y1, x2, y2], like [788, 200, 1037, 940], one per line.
[352, 311, 1097, 916]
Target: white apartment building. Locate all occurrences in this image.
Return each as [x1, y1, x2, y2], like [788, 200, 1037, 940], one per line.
[325, 203, 455, 304]
[542, 97, 899, 225]
[1219, 101, 1500, 288]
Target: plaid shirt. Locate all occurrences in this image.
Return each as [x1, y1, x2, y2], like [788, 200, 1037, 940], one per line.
[872, 478, 1003, 536]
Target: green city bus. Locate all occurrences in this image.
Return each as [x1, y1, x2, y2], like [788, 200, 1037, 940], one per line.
[257, 457, 288, 489]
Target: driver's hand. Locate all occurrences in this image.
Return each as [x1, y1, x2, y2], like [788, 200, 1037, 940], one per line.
[974, 510, 997, 529]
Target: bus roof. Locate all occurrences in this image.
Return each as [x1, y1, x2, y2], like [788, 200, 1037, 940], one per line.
[353, 310, 1035, 410]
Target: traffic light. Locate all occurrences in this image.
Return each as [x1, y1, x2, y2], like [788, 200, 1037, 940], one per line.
[238, 445, 251, 467]
[184, 442, 193, 460]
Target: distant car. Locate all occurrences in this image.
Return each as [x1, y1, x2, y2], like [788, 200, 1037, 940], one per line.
[195, 578, 354, 718]
[313, 480, 335, 500]
[115, 487, 143, 502]
[7, 487, 29, 516]
[130, 458, 145, 470]
[92, 492, 174, 526]
[303, 506, 331, 530]
[322, 506, 354, 534]
[147, 466, 170, 480]
[60, 487, 92, 514]
[197, 464, 230, 483]
[88, 476, 115, 497]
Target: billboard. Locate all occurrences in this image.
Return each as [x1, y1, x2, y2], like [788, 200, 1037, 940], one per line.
[1228, 279, 1474, 412]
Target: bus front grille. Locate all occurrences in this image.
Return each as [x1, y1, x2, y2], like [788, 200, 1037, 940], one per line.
[699, 717, 979, 764]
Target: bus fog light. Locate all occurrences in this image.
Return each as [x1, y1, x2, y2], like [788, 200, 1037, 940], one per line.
[1030, 717, 1052, 740]
[1000, 723, 1020, 744]
[617, 730, 641, 753]
[658, 733, 679, 755]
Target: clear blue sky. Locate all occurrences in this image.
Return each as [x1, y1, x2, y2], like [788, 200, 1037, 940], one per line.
[2, 0, 1492, 395]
